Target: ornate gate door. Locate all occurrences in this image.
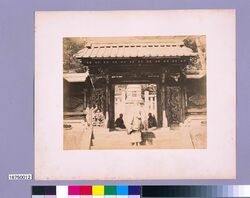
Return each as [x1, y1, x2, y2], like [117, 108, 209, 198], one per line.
[166, 87, 185, 126]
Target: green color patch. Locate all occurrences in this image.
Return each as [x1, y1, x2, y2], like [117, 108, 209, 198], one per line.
[104, 186, 116, 195]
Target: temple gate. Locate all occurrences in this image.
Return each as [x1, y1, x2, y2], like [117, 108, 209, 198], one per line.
[74, 41, 206, 130]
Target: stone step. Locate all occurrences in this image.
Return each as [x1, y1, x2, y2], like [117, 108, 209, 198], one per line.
[91, 145, 137, 150]
[90, 127, 197, 149]
[92, 139, 131, 146]
[91, 130, 131, 148]
[92, 136, 131, 143]
[91, 142, 193, 150]
[92, 134, 130, 139]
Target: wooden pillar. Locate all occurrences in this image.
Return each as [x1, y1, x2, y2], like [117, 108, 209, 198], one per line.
[161, 72, 168, 127]
[180, 87, 186, 123]
[161, 85, 168, 127]
[105, 74, 110, 128]
[121, 91, 126, 115]
[109, 84, 115, 129]
[157, 83, 162, 127]
[145, 90, 149, 116]
[83, 89, 87, 109]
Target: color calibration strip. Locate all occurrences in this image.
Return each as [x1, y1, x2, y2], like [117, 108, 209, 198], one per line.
[142, 186, 250, 197]
[32, 185, 141, 198]
[32, 185, 250, 197]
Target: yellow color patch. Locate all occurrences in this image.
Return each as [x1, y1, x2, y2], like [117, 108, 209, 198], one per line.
[92, 185, 104, 195]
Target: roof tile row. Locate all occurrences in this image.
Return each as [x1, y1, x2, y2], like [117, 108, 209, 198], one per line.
[74, 43, 196, 58]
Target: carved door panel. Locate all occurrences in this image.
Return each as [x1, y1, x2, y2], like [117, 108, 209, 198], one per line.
[90, 88, 105, 113]
[166, 87, 184, 125]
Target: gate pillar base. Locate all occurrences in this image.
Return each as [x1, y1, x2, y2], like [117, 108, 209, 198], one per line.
[162, 110, 168, 127]
[105, 112, 109, 129]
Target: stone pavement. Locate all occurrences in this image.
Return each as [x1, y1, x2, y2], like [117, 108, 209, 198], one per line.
[63, 121, 206, 150]
[90, 126, 206, 150]
[63, 120, 92, 150]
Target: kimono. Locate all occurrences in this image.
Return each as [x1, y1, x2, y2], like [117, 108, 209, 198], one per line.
[129, 107, 146, 143]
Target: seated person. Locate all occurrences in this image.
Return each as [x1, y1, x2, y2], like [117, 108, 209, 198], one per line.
[148, 113, 157, 128]
[115, 113, 126, 129]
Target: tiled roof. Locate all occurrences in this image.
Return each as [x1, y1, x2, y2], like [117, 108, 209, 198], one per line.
[74, 43, 196, 59]
[63, 73, 88, 82]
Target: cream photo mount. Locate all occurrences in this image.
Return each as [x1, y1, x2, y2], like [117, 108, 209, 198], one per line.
[35, 10, 236, 180]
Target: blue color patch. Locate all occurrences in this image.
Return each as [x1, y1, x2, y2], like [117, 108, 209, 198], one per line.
[128, 186, 141, 195]
[117, 186, 128, 195]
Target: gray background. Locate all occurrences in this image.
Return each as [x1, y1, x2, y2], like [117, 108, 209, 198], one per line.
[0, 0, 249, 197]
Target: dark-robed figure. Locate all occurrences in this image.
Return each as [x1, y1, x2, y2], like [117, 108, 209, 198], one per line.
[115, 113, 126, 129]
[148, 113, 157, 128]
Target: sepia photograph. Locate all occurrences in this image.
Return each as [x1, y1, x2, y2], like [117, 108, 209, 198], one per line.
[63, 36, 207, 150]
[35, 10, 235, 180]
